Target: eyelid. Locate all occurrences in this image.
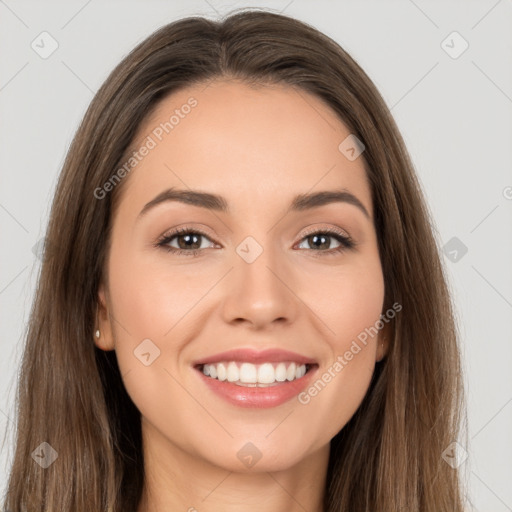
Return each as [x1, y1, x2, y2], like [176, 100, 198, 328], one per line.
[156, 225, 217, 247]
[298, 224, 351, 240]
[157, 223, 352, 242]
[158, 224, 217, 242]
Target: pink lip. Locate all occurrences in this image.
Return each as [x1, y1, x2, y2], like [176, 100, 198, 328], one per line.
[192, 348, 317, 366]
[195, 365, 319, 408]
[192, 348, 319, 408]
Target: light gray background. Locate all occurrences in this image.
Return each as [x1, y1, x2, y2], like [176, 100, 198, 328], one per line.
[1, 1, 511, 510]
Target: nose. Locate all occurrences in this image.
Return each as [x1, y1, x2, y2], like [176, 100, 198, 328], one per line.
[220, 241, 298, 331]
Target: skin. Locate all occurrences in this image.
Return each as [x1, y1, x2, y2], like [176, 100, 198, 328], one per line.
[94, 79, 389, 512]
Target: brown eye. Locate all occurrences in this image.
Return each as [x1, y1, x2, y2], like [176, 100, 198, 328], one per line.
[296, 229, 355, 254]
[175, 232, 202, 250]
[302, 233, 338, 250]
[156, 227, 216, 256]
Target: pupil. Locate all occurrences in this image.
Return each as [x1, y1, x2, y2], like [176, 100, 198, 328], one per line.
[310, 234, 329, 250]
[179, 234, 200, 250]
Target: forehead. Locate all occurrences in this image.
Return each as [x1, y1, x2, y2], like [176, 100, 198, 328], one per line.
[115, 79, 373, 220]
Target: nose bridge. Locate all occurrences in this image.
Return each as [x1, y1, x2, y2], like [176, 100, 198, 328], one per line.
[222, 233, 297, 328]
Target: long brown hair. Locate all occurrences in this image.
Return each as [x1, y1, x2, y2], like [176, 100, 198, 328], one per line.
[2, 9, 465, 511]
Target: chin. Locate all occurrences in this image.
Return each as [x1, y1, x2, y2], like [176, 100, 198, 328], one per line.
[198, 437, 319, 474]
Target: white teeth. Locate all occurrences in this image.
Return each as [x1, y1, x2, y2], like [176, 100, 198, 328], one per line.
[275, 363, 287, 382]
[239, 362, 257, 383]
[257, 363, 275, 384]
[217, 363, 227, 381]
[201, 361, 309, 385]
[286, 362, 296, 381]
[226, 362, 239, 382]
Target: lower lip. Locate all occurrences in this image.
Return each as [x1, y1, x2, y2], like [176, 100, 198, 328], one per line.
[195, 365, 318, 408]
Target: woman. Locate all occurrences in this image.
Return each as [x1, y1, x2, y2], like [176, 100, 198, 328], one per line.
[3, 9, 465, 512]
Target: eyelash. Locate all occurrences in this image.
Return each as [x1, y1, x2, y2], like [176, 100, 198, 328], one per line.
[155, 225, 356, 258]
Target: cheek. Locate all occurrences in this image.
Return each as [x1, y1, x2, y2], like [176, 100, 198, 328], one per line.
[107, 243, 207, 342]
[302, 256, 385, 350]
[104, 245, 187, 383]
[294, 258, 384, 439]
[105, 251, 203, 428]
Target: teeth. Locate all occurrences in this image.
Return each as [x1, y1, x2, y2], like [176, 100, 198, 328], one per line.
[217, 363, 227, 381]
[275, 363, 287, 382]
[226, 362, 239, 382]
[286, 362, 296, 381]
[201, 361, 309, 385]
[240, 362, 257, 383]
[258, 363, 275, 384]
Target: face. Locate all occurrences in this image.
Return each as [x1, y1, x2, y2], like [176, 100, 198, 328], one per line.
[95, 79, 387, 473]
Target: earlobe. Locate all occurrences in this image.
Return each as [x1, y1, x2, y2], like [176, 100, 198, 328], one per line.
[94, 283, 115, 351]
[376, 323, 392, 362]
[376, 340, 386, 362]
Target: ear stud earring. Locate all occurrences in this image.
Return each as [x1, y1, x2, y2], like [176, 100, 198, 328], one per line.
[95, 329, 100, 339]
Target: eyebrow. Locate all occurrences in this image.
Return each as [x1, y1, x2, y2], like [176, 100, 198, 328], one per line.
[137, 187, 371, 220]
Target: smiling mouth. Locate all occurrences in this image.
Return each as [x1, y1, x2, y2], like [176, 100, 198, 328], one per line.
[195, 361, 317, 387]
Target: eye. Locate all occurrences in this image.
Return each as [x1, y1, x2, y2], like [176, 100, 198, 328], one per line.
[155, 226, 356, 257]
[156, 227, 216, 257]
[295, 228, 356, 255]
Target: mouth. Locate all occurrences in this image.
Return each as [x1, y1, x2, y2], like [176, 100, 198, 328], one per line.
[195, 361, 317, 387]
[192, 349, 319, 408]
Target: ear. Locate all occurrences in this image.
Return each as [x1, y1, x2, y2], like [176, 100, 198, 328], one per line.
[94, 282, 115, 351]
[376, 321, 392, 362]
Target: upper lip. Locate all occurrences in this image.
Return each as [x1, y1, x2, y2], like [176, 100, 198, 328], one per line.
[192, 348, 317, 366]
